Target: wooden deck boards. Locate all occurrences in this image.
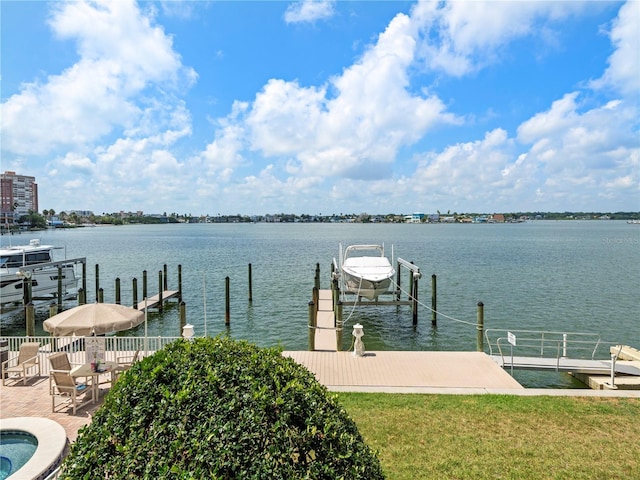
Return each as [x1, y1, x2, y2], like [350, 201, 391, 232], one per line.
[284, 351, 524, 391]
[137, 290, 179, 311]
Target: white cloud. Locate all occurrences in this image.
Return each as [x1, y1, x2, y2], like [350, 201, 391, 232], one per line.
[284, 0, 335, 24]
[412, 1, 589, 76]
[0, 0, 195, 156]
[590, 1, 640, 97]
[244, 10, 458, 181]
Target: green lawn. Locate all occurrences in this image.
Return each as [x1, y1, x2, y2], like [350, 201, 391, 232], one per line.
[338, 393, 640, 480]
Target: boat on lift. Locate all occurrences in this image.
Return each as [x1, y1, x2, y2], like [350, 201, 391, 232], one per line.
[337, 244, 395, 300]
[0, 239, 78, 305]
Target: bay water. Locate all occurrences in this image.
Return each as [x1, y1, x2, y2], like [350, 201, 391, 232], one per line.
[1, 221, 638, 388]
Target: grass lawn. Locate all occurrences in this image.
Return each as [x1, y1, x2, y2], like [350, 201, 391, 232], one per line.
[338, 393, 640, 480]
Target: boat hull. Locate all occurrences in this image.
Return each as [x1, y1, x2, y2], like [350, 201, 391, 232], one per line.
[340, 246, 395, 300]
[0, 265, 78, 304]
[342, 271, 393, 300]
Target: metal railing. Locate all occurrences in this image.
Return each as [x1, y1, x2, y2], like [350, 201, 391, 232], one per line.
[484, 329, 610, 362]
[2, 336, 181, 376]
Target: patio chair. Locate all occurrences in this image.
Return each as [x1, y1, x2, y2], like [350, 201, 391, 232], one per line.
[50, 369, 93, 415]
[2, 342, 41, 386]
[115, 349, 140, 379]
[48, 352, 81, 393]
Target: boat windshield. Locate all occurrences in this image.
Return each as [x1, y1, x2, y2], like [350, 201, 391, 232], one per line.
[0, 251, 51, 268]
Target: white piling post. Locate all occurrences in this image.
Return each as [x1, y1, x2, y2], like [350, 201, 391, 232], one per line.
[562, 333, 567, 358]
[609, 354, 617, 389]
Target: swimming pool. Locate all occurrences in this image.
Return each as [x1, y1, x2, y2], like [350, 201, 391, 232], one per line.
[0, 432, 38, 480]
[0, 418, 66, 480]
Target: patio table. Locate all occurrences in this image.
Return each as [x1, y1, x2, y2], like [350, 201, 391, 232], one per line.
[70, 361, 117, 402]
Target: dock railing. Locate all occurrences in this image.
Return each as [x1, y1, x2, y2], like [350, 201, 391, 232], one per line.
[2, 336, 181, 376]
[484, 329, 613, 364]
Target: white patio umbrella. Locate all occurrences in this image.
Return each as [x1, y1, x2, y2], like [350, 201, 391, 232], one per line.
[43, 303, 144, 336]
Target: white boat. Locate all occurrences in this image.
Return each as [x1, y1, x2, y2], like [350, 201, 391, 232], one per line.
[338, 244, 395, 300]
[0, 239, 78, 305]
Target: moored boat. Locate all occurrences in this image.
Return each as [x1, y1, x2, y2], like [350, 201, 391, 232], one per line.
[337, 244, 395, 300]
[0, 239, 78, 305]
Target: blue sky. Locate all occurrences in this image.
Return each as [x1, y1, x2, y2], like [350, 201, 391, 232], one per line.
[1, 1, 638, 216]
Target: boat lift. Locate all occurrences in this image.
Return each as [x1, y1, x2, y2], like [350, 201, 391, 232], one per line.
[15, 257, 86, 306]
[328, 251, 423, 323]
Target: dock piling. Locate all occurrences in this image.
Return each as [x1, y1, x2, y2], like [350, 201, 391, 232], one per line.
[477, 301, 484, 352]
[115, 278, 121, 305]
[179, 301, 186, 335]
[248, 263, 253, 303]
[57, 266, 63, 313]
[178, 265, 183, 302]
[163, 264, 168, 291]
[25, 303, 35, 337]
[95, 264, 100, 303]
[142, 270, 148, 301]
[158, 271, 164, 313]
[82, 263, 87, 302]
[308, 300, 316, 351]
[225, 276, 231, 326]
[431, 274, 437, 327]
[132, 278, 138, 309]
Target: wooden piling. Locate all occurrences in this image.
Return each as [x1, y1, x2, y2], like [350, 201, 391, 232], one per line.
[77, 288, 85, 305]
[178, 265, 183, 302]
[308, 300, 316, 351]
[25, 303, 35, 337]
[408, 262, 415, 300]
[336, 301, 343, 351]
[115, 278, 121, 305]
[412, 272, 419, 326]
[396, 262, 402, 301]
[225, 276, 230, 326]
[431, 274, 437, 327]
[132, 278, 138, 309]
[179, 301, 186, 334]
[477, 301, 484, 352]
[57, 266, 63, 313]
[49, 302, 57, 319]
[95, 264, 100, 303]
[82, 262, 87, 302]
[143, 270, 148, 300]
[158, 270, 163, 313]
[163, 264, 168, 291]
[248, 263, 253, 303]
[315, 263, 321, 290]
[98, 288, 104, 303]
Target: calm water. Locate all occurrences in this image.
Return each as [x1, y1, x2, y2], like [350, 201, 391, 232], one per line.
[1, 221, 638, 387]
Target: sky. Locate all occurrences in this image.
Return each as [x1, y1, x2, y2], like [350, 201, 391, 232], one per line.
[1, 1, 639, 216]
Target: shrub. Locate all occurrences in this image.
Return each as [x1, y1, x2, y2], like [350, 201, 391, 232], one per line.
[61, 337, 384, 479]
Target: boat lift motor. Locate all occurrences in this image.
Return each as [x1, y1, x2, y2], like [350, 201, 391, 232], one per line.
[352, 323, 365, 357]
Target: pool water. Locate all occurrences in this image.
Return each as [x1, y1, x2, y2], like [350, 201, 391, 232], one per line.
[0, 432, 38, 480]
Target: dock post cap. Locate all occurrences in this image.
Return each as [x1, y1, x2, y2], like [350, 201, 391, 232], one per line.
[182, 324, 195, 340]
[352, 324, 365, 357]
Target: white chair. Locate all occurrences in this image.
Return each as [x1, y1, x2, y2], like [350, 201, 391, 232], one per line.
[50, 369, 93, 414]
[2, 342, 40, 386]
[115, 349, 140, 379]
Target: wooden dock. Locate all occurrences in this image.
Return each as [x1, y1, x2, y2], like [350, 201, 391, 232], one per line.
[284, 351, 524, 392]
[313, 289, 339, 351]
[137, 290, 179, 311]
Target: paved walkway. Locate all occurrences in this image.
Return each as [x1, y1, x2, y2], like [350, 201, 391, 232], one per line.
[2, 350, 639, 444]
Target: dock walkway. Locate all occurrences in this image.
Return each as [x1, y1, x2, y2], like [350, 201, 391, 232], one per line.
[312, 289, 338, 351]
[137, 290, 179, 311]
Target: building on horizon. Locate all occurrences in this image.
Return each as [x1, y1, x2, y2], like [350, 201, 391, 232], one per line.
[1, 171, 39, 228]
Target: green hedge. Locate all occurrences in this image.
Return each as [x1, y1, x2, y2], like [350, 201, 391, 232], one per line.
[61, 337, 384, 479]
